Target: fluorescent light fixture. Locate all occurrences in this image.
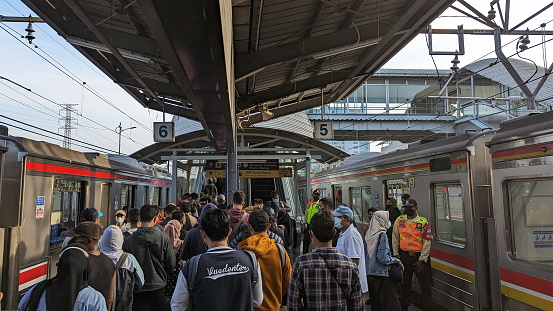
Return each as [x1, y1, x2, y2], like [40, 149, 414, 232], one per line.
[65, 36, 152, 63]
[313, 38, 381, 59]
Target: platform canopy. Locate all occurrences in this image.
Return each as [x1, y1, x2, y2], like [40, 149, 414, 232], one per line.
[23, 0, 455, 152]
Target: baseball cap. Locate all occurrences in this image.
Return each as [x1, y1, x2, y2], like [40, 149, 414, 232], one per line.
[62, 222, 102, 240]
[249, 210, 270, 226]
[80, 207, 103, 222]
[332, 205, 354, 219]
[403, 199, 418, 207]
[115, 210, 126, 217]
[312, 189, 320, 195]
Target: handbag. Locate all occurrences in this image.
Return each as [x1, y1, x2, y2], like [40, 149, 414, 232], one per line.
[377, 233, 403, 284]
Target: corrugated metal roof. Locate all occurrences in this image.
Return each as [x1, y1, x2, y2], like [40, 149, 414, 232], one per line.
[464, 58, 553, 105]
[374, 69, 450, 77]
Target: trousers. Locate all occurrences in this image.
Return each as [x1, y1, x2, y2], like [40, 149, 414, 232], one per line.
[132, 288, 166, 311]
[399, 250, 433, 311]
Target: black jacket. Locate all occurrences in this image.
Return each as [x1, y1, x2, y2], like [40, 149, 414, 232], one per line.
[122, 226, 175, 292]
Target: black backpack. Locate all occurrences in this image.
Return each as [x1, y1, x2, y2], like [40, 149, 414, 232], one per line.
[114, 252, 135, 311]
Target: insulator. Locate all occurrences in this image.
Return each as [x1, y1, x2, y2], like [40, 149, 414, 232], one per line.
[24, 22, 35, 44]
[487, 8, 496, 20]
[450, 55, 460, 71]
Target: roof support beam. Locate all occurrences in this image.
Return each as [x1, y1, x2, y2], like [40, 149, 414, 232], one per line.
[161, 154, 322, 161]
[243, 95, 326, 126]
[235, 22, 389, 79]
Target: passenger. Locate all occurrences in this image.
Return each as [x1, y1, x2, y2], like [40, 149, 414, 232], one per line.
[385, 197, 401, 250]
[361, 208, 379, 237]
[123, 208, 141, 238]
[271, 190, 291, 212]
[170, 208, 263, 311]
[160, 204, 178, 227]
[122, 204, 176, 311]
[400, 194, 410, 206]
[154, 205, 165, 231]
[180, 204, 198, 232]
[287, 211, 363, 311]
[180, 201, 217, 260]
[198, 196, 209, 214]
[302, 190, 321, 254]
[81, 207, 103, 224]
[227, 190, 249, 233]
[239, 210, 292, 311]
[100, 225, 145, 311]
[277, 209, 295, 250]
[190, 206, 199, 220]
[333, 205, 369, 295]
[189, 193, 200, 213]
[18, 244, 106, 311]
[244, 198, 264, 212]
[365, 211, 403, 311]
[318, 198, 339, 247]
[176, 194, 188, 207]
[392, 199, 433, 311]
[163, 213, 185, 301]
[216, 194, 227, 210]
[62, 222, 116, 310]
[262, 205, 286, 243]
[114, 210, 128, 232]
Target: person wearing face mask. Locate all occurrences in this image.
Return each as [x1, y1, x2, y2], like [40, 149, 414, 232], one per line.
[270, 191, 291, 212]
[385, 198, 401, 249]
[115, 210, 129, 232]
[392, 199, 433, 311]
[333, 205, 368, 296]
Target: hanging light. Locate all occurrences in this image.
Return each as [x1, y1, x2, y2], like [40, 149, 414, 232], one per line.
[24, 21, 35, 44]
[450, 54, 460, 71]
[519, 29, 530, 52]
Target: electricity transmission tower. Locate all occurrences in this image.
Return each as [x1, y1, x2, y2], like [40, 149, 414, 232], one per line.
[59, 104, 78, 149]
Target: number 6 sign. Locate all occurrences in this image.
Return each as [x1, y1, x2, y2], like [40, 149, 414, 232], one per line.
[153, 122, 175, 142]
[314, 121, 334, 139]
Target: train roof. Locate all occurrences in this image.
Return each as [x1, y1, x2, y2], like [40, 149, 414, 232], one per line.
[1, 136, 169, 178]
[327, 131, 491, 174]
[488, 110, 553, 146]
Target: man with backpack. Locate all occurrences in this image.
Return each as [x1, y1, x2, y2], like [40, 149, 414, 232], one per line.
[239, 210, 292, 311]
[171, 208, 263, 311]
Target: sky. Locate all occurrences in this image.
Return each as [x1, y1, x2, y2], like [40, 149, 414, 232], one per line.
[0, 0, 552, 155]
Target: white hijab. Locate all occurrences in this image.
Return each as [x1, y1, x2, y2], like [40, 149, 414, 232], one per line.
[365, 210, 391, 258]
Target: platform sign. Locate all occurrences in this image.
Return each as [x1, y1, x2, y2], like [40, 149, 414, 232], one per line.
[314, 121, 334, 139]
[206, 170, 226, 178]
[205, 160, 226, 170]
[153, 122, 175, 142]
[36, 196, 45, 219]
[238, 160, 281, 178]
[279, 168, 293, 177]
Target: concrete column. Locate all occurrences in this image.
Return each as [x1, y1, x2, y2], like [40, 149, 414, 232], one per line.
[171, 151, 178, 202]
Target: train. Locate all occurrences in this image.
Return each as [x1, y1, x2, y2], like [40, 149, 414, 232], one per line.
[305, 110, 553, 310]
[0, 127, 172, 309]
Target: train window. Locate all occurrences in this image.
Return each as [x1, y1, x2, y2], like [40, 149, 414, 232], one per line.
[152, 187, 161, 206]
[433, 183, 466, 246]
[121, 184, 136, 209]
[333, 185, 343, 207]
[51, 180, 83, 230]
[429, 157, 451, 172]
[144, 186, 150, 205]
[350, 187, 372, 223]
[386, 179, 409, 208]
[507, 180, 553, 264]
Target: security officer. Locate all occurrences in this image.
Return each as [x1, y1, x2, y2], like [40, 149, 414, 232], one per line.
[301, 190, 321, 254]
[392, 198, 433, 311]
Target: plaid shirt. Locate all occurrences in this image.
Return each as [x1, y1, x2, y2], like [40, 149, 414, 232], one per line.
[287, 247, 364, 311]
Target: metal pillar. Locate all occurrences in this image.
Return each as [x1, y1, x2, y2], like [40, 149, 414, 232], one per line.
[226, 128, 239, 199]
[305, 155, 312, 203]
[171, 151, 178, 203]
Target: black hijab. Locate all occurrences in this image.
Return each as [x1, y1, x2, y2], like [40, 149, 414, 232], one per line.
[277, 210, 294, 247]
[26, 243, 90, 311]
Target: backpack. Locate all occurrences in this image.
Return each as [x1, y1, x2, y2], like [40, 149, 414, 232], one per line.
[114, 252, 135, 311]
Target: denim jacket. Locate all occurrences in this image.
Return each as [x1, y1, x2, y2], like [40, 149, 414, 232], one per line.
[365, 233, 398, 277]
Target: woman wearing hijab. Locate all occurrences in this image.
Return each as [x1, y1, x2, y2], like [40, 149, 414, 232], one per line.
[164, 213, 185, 299]
[18, 243, 107, 311]
[277, 210, 294, 251]
[365, 210, 404, 311]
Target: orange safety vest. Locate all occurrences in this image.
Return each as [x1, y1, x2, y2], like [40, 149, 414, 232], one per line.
[397, 214, 428, 252]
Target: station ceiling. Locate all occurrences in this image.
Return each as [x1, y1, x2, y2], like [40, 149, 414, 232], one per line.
[23, 0, 455, 152]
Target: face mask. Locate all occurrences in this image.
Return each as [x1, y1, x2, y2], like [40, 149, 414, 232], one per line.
[404, 208, 415, 216]
[334, 217, 343, 229]
[116, 217, 124, 223]
[368, 216, 373, 221]
[385, 204, 393, 209]
[273, 199, 279, 203]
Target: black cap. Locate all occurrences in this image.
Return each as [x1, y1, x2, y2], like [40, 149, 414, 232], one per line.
[80, 207, 103, 222]
[312, 189, 320, 195]
[249, 210, 270, 226]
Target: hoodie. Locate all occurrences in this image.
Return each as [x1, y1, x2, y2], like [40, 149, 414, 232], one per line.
[227, 207, 249, 229]
[239, 233, 292, 311]
[122, 226, 175, 292]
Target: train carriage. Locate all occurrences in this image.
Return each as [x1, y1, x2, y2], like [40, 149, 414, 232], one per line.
[307, 110, 553, 310]
[0, 133, 171, 308]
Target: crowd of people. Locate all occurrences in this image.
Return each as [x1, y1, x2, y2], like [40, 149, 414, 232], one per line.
[17, 185, 434, 311]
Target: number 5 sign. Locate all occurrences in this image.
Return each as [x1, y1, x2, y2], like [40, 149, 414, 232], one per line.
[314, 121, 334, 139]
[153, 122, 175, 142]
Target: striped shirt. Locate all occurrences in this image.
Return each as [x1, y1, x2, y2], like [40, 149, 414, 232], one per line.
[287, 247, 364, 311]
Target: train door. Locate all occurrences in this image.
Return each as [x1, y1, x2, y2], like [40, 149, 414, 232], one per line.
[349, 186, 372, 223]
[143, 186, 150, 204]
[333, 185, 342, 207]
[100, 182, 111, 224]
[152, 187, 161, 206]
[120, 184, 136, 209]
[386, 178, 409, 206]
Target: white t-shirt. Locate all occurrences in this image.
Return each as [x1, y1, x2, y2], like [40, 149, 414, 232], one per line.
[336, 225, 368, 293]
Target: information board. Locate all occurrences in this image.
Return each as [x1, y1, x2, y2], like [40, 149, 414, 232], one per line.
[153, 122, 175, 142]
